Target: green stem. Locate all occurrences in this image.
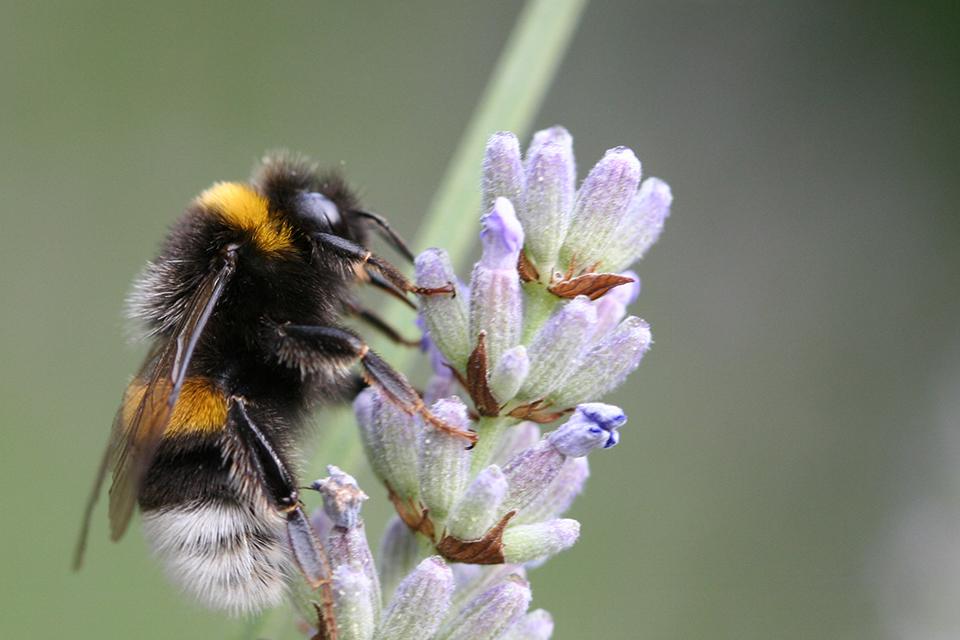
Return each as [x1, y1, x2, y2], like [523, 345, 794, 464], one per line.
[244, 1, 588, 637]
[470, 416, 515, 475]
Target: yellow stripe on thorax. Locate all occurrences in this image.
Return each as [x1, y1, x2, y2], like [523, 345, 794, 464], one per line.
[123, 377, 229, 437]
[197, 182, 294, 253]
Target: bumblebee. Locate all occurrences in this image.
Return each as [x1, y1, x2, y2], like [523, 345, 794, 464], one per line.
[73, 154, 474, 619]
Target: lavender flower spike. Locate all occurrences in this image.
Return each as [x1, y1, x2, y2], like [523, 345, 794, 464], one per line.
[418, 397, 473, 524]
[469, 197, 524, 368]
[378, 556, 455, 640]
[606, 176, 673, 272]
[438, 575, 532, 640]
[482, 132, 524, 215]
[416, 248, 471, 369]
[518, 296, 597, 401]
[502, 519, 580, 564]
[549, 316, 652, 408]
[521, 127, 575, 275]
[560, 146, 642, 271]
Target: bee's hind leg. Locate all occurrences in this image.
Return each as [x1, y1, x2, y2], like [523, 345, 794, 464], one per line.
[274, 323, 476, 443]
[228, 397, 338, 639]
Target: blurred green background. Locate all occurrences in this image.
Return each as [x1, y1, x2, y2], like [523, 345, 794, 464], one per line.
[2, 2, 959, 639]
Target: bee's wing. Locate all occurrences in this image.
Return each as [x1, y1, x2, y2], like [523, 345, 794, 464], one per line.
[73, 250, 237, 569]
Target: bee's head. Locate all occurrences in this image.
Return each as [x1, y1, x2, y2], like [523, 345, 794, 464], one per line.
[251, 152, 368, 248]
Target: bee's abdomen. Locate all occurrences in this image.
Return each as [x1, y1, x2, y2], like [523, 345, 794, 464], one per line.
[141, 500, 291, 615]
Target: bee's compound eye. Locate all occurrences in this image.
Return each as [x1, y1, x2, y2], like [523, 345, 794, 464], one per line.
[299, 192, 341, 229]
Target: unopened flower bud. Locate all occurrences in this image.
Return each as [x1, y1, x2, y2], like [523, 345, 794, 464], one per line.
[592, 272, 640, 339]
[502, 520, 580, 564]
[489, 421, 542, 467]
[470, 198, 524, 368]
[416, 248, 470, 369]
[419, 398, 472, 523]
[450, 564, 526, 615]
[378, 556, 454, 640]
[606, 176, 673, 272]
[355, 388, 421, 500]
[560, 146, 642, 271]
[519, 296, 597, 400]
[549, 316, 652, 407]
[521, 127, 575, 274]
[488, 345, 529, 404]
[378, 516, 421, 604]
[482, 132, 524, 214]
[439, 575, 532, 640]
[331, 564, 376, 640]
[503, 609, 555, 640]
[446, 465, 509, 541]
[513, 457, 589, 525]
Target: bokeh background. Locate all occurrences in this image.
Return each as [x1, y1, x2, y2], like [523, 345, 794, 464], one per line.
[2, 2, 958, 639]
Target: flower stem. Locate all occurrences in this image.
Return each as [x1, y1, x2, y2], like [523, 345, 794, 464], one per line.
[469, 416, 512, 476]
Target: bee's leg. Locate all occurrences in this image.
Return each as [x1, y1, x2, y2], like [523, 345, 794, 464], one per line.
[344, 298, 421, 347]
[313, 232, 453, 297]
[277, 324, 476, 442]
[362, 267, 417, 310]
[351, 209, 415, 264]
[229, 398, 338, 640]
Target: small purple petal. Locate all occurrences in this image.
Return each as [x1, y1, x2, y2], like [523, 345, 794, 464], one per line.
[480, 197, 525, 270]
[547, 403, 626, 457]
